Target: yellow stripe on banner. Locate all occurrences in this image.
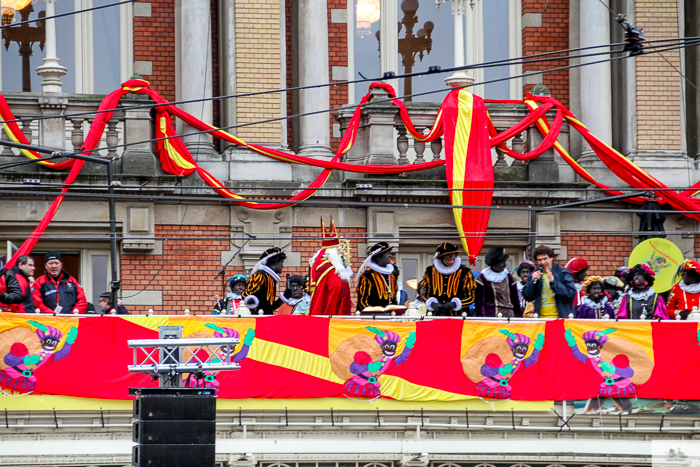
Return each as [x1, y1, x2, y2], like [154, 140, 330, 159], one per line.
[217, 129, 247, 147]
[380, 375, 477, 401]
[247, 339, 345, 384]
[0, 395, 553, 412]
[121, 316, 170, 331]
[451, 90, 474, 256]
[159, 117, 196, 170]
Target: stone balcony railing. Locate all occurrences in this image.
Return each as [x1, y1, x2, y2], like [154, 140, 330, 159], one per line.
[0, 92, 155, 176]
[334, 85, 574, 184]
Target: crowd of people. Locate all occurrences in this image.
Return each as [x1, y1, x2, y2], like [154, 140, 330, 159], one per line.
[2, 220, 699, 320]
[0, 251, 129, 315]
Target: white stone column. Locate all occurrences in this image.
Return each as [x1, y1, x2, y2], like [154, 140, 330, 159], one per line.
[35, 0, 67, 93]
[178, 0, 217, 156]
[441, 0, 474, 88]
[298, 0, 333, 158]
[579, 0, 612, 152]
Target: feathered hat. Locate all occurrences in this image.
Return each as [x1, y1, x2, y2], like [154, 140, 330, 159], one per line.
[29, 320, 62, 341]
[582, 275, 604, 292]
[205, 323, 240, 339]
[366, 326, 400, 345]
[674, 259, 700, 283]
[321, 216, 341, 249]
[228, 274, 247, 289]
[435, 242, 460, 258]
[582, 328, 616, 346]
[499, 329, 530, 348]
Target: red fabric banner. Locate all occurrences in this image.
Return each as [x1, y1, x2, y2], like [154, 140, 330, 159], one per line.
[1, 314, 699, 402]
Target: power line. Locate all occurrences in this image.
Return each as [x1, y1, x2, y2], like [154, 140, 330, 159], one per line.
[2, 36, 697, 126]
[0, 0, 136, 30]
[5, 39, 695, 165]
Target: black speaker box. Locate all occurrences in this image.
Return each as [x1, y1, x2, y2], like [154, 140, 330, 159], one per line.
[133, 420, 216, 444]
[132, 443, 215, 467]
[134, 394, 216, 421]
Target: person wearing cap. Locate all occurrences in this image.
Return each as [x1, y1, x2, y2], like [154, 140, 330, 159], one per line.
[214, 274, 247, 315]
[575, 276, 613, 319]
[276, 275, 310, 315]
[474, 247, 521, 318]
[243, 248, 286, 315]
[355, 242, 399, 312]
[667, 259, 700, 320]
[98, 292, 130, 315]
[616, 263, 668, 320]
[514, 260, 535, 315]
[522, 245, 577, 318]
[602, 275, 625, 315]
[32, 251, 87, 314]
[419, 242, 476, 316]
[308, 216, 353, 315]
[565, 258, 589, 308]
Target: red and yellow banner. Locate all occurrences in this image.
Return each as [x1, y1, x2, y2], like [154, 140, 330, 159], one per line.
[1, 313, 699, 402]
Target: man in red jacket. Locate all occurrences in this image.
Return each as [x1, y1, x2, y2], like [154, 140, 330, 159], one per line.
[9, 255, 35, 313]
[33, 251, 87, 314]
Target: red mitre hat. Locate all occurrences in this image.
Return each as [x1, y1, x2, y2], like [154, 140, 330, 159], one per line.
[681, 259, 700, 271]
[321, 216, 341, 249]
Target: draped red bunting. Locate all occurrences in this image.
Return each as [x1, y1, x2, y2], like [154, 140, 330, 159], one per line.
[2, 79, 700, 269]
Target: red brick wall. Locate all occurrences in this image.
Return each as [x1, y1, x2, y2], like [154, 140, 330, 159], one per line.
[561, 232, 633, 276]
[328, 0, 349, 149]
[121, 225, 233, 315]
[521, 0, 569, 106]
[133, 0, 176, 101]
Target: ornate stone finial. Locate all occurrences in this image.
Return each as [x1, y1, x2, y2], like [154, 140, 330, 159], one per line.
[236, 304, 251, 317]
[147, 309, 154, 316]
[529, 84, 551, 97]
[405, 301, 421, 317]
[184, 309, 190, 316]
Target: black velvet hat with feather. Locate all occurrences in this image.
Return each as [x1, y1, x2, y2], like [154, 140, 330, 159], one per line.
[484, 247, 509, 267]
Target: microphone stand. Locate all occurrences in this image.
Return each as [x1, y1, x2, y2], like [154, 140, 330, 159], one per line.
[214, 233, 256, 313]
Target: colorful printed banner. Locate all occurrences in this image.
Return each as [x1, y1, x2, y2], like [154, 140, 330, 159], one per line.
[1, 313, 699, 402]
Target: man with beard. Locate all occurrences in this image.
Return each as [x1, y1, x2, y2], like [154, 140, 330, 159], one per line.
[309, 216, 353, 315]
[474, 247, 521, 317]
[243, 248, 286, 315]
[419, 242, 476, 316]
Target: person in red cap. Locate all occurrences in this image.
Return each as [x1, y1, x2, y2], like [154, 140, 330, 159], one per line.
[308, 216, 353, 315]
[667, 259, 700, 319]
[566, 258, 589, 308]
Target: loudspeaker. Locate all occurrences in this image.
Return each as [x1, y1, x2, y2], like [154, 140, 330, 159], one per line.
[131, 388, 217, 467]
[133, 444, 215, 467]
[134, 394, 216, 421]
[133, 420, 216, 444]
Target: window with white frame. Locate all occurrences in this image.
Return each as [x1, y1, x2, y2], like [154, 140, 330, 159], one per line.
[349, 0, 522, 103]
[1, 0, 132, 94]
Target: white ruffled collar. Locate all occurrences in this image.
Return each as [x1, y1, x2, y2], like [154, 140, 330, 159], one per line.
[259, 264, 280, 282]
[581, 295, 608, 310]
[280, 292, 306, 306]
[480, 267, 509, 283]
[433, 256, 461, 275]
[679, 280, 700, 294]
[368, 261, 395, 275]
[628, 287, 656, 301]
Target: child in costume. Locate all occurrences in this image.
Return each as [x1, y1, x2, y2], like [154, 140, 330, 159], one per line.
[213, 274, 247, 315]
[667, 259, 700, 320]
[616, 264, 669, 320]
[575, 276, 614, 319]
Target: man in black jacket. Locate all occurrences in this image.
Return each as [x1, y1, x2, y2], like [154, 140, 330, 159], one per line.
[0, 268, 23, 312]
[98, 292, 130, 314]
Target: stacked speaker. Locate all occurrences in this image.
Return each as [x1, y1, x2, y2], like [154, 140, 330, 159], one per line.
[132, 387, 216, 467]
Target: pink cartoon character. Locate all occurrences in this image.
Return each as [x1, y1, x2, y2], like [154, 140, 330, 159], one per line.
[0, 320, 77, 393]
[343, 326, 416, 398]
[474, 329, 544, 399]
[183, 323, 254, 392]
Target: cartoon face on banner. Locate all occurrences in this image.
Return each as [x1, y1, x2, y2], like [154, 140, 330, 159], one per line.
[0, 317, 79, 394]
[170, 317, 256, 393]
[460, 322, 546, 400]
[328, 320, 416, 399]
[564, 321, 653, 400]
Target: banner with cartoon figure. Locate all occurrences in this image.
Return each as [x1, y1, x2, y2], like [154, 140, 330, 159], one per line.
[1, 313, 700, 401]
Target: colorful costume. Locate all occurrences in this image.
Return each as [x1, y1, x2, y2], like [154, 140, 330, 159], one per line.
[474, 248, 520, 318]
[575, 276, 614, 319]
[667, 259, 700, 319]
[565, 328, 636, 397]
[343, 326, 415, 398]
[0, 320, 77, 392]
[420, 242, 476, 316]
[243, 249, 285, 315]
[183, 324, 254, 393]
[617, 289, 668, 320]
[355, 242, 398, 312]
[308, 217, 353, 315]
[475, 330, 544, 399]
[566, 258, 589, 308]
[214, 275, 247, 315]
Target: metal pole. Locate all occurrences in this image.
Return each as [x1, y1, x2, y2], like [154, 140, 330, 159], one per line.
[107, 159, 120, 313]
[530, 209, 537, 259]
